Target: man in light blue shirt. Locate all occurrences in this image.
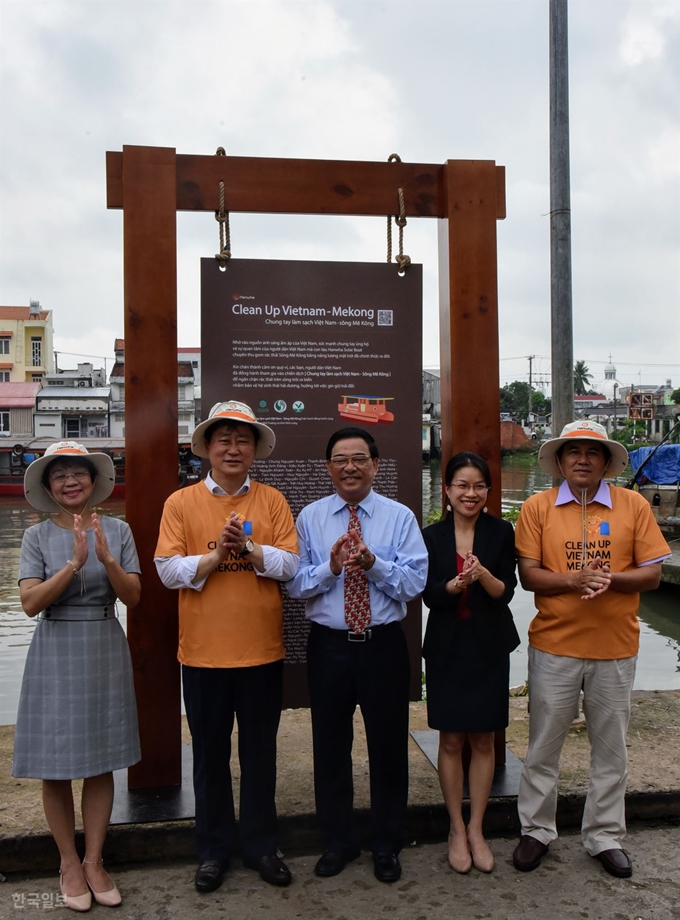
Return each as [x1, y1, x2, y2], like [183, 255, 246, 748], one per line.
[286, 427, 427, 883]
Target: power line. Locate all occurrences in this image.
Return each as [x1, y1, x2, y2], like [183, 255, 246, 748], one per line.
[54, 350, 108, 360]
[500, 355, 679, 369]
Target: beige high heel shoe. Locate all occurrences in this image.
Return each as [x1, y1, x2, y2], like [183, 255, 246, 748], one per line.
[447, 832, 472, 874]
[82, 857, 122, 907]
[59, 868, 92, 912]
[468, 834, 495, 873]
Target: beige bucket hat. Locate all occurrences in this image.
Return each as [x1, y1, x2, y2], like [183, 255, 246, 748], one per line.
[538, 419, 629, 478]
[24, 441, 116, 512]
[191, 401, 276, 460]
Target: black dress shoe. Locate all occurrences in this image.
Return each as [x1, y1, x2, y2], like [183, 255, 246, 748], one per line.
[243, 854, 292, 887]
[512, 835, 549, 872]
[194, 859, 226, 893]
[595, 848, 632, 879]
[373, 852, 401, 883]
[315, 848, 361, 878]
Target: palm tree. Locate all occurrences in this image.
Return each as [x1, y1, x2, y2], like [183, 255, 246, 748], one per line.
[573, 360, 593, 395]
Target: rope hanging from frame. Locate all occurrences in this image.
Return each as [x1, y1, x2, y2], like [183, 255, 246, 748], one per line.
[214, 147, 232, 268]
[386, 153, 411, 273]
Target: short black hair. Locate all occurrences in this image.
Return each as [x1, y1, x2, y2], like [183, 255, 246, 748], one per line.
[42, 456, 97, 489]
[326, 427, 379, 461]
[441, 451, 492, 519]
[204, 419, 260, 447]
[444, 451, 492, 488]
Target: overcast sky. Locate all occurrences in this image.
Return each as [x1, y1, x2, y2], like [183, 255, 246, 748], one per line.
[1, 0, 678, 394]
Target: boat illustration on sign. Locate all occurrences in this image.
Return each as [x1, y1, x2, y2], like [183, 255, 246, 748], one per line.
[337, 395, 395, 425]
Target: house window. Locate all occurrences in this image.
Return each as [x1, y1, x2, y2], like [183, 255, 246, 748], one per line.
[31, 336, 43, 367]
[31, 374, 43, 383]
[65, 418, 81, 438]
[0, 337, 10, 355]
[0, 371, 10, 382]
[0, 411, 10, 434]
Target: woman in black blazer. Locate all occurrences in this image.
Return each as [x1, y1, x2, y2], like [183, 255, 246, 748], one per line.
[423, 452, 518, 875]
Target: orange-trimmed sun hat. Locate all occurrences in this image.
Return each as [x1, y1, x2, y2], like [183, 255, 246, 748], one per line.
[538, 419, 629, 478]
[24, 441, 116, 512]
[191, 401, 276, 460]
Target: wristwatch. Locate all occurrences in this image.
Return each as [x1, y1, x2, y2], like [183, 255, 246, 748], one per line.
[241, 538, 255, 557]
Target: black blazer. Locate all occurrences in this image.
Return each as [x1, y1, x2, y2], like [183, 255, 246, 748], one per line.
[422, 512, 519, 665]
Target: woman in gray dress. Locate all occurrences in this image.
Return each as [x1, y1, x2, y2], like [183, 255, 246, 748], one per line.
[12, 441, 141, 911]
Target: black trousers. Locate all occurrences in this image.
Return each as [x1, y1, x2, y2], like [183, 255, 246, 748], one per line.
[306, 622, 410, 856]
[182, 660, 283, 863]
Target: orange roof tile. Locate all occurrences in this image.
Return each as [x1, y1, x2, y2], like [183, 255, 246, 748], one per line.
[0, 306, 50, 321]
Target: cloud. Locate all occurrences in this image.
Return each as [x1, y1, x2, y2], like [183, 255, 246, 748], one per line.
[619, 0, 678, 66]
[1, 0, 678, 389]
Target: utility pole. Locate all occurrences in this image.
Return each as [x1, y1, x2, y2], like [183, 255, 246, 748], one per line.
[528, 355, 534, 422]
[550, 0, 574, 438]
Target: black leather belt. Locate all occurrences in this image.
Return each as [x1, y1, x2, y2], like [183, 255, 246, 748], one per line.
[312, 621, 400, 643]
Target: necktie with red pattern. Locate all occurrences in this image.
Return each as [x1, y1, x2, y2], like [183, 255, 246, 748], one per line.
[344, 503, 371, 634]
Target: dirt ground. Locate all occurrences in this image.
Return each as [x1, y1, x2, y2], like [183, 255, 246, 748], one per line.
[4, 825, 680, 920]
[1, 690, 679, 840]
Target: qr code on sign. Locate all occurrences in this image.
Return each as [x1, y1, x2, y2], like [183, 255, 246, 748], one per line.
[377, 310, 393, 326]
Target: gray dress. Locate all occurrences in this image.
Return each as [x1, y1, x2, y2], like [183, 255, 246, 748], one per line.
[12, 517, 142, 780]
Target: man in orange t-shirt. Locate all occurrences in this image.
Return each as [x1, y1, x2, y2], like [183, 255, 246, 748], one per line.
[155, 401, 298, 894]
[512, 420, 670, 879]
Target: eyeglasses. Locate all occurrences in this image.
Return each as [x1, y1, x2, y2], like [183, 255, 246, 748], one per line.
[449, 481, 489, 493]
[329, 454, 373, 468]
[49, 470, 91, 484]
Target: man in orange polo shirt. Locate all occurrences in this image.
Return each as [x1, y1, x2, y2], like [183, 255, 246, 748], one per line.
[155, 401, 299, 894]
[512, 420, 670, 879]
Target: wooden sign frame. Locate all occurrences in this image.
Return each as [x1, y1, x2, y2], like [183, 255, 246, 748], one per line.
[106, 146, 505, 788]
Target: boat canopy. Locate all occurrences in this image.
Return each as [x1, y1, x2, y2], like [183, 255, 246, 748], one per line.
[629, 445, 680, 485]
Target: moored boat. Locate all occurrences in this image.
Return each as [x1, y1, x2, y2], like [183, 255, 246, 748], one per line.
[629, 443, 680, 537]
[0, 437, 201, 499]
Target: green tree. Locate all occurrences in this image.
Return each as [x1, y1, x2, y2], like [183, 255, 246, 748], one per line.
[573, 360, 593, 395]
[499, 382, 551, 421]
[532, 391, 551, 417]
[671, 388, 680, 404]
[610, 419, 647, 448]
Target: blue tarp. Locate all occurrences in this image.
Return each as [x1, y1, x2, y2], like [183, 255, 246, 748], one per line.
[629, 445, 680, 485]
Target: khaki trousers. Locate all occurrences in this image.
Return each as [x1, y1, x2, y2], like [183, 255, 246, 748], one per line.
[518, 646, 637, 855]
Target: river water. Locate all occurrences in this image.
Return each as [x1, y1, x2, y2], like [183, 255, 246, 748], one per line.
[448, 454, 680, 694]
[1, 456, 678, 723]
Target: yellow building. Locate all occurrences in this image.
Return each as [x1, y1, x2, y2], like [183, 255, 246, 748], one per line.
[0, 302, 54, 383]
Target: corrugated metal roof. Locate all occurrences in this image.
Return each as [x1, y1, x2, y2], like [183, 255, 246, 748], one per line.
[1, 397, 37, 408]
[37, 387, 110, 398]
[0, 382, 42, 396]
[110, 363, 193, 379]
[0, 382, 42, 407]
